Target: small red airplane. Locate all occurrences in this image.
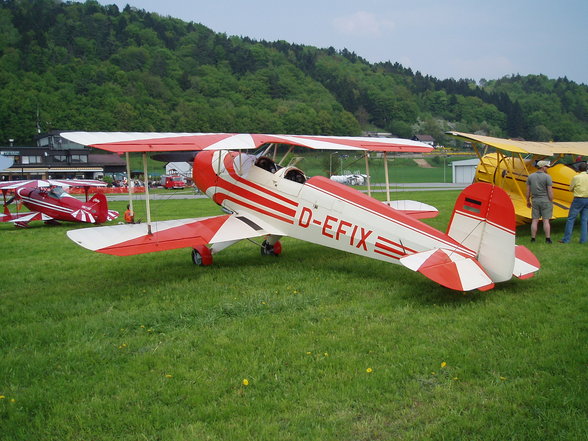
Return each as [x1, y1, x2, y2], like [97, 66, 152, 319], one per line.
[61, 132, 540, 292]
[0, 179, 119, 227]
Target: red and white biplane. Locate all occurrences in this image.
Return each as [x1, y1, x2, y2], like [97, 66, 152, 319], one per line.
[61, 132, 540, 292]
[0, 179, 119, 227]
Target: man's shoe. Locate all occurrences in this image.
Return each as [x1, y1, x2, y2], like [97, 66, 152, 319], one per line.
[530, 237, 536, 243]
[558, 239, 568, 243]
[546, 238, 552, 244]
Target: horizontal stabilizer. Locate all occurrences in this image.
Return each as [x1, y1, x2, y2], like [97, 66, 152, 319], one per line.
[107, 210, 119, 221]
[400, 248, 494, 292]
[0, 211, 53, 224]
[512, 245, 541, 279]
[71, 209, 96, 223]
[386, 200, 438, 219]
[66, 214, 274, 256]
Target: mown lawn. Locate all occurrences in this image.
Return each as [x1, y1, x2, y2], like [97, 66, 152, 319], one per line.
[1, 191, 587, 441]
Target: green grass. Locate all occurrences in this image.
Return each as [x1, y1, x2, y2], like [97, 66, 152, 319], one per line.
[1, 193, 587, 441]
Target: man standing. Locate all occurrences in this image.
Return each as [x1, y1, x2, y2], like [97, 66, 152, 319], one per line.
[560, 162, 588, 244]
[526, 160, 553, 243]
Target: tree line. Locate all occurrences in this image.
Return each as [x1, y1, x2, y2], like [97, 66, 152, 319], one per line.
[1, 0, 587, 146]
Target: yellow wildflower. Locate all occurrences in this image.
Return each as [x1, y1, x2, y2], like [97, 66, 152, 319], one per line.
[242, 379, 249, 386]
[366, 368, 373, 373]
[441, 361, 447, 368]
[165, 374, 173, 378]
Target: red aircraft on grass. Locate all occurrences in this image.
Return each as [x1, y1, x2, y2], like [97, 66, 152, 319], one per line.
[0, 179, 119, 227]
[61, 132, 540, 292]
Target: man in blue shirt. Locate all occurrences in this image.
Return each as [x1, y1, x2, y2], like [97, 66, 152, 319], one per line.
[560, 162, 588, 244]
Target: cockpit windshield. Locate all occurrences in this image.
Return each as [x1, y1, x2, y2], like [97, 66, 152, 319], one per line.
[48, 186, 65, 198]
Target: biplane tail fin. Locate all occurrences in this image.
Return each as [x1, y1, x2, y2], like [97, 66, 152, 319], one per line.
[84, 193, 118, 223]
[446, 183, 539, 283]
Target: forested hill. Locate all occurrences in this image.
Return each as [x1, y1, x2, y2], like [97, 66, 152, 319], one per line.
[1, 0, 587, 146]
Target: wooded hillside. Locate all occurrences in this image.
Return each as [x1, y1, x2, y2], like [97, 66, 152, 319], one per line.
[1, 0, 587, 145]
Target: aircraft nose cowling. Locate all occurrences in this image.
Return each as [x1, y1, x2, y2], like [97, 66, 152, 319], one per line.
[193, 150, 219, 193]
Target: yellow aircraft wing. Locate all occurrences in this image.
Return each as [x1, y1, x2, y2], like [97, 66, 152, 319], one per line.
[446, 131, 588, 156]
[446, 131, 588, 225]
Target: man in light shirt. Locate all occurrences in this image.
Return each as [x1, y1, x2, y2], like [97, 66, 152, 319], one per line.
[560, 162, 588, 244]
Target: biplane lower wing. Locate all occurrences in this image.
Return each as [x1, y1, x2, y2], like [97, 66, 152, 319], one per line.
[0, 211, 53, 225]
[66, 213, 285, 256]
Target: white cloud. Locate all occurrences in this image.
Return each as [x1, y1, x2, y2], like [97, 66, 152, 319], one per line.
[332, 11, 395, 37]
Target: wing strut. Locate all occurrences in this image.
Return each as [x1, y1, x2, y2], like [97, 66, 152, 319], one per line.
[364, 152, 372, 197]
[142, 152, 152, 234]
[125, 152, 134, 216]
[383, 151, 391, 204]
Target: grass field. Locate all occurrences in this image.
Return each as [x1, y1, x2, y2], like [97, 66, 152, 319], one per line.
[1, 190, 587, 441]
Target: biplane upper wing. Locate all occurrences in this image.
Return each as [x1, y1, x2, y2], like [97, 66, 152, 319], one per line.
[61, 132, 434, 153]
[446, 131, 588, 156]
[66, 213, 286, 256]
[0, 179, 107, 190]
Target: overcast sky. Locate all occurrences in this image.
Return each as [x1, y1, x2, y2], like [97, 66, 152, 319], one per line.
[96, 0, 588, 85]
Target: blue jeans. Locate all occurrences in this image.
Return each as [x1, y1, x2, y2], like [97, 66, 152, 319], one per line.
[561, 197, 588, 243]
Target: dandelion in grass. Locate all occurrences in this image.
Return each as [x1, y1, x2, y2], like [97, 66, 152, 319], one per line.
[165, 374, 173, 378]
[366, 368, 373, 373]
[500, 376, 507, 381]
[242, 379, 249, 386]
[10, 398, 15, 403]
[441, 361, 447, 368]
[0, 395, 5, 400]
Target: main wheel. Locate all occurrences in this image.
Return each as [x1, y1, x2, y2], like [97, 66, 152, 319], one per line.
[192, 245, 213, 266]
[261, 240, 282, 257]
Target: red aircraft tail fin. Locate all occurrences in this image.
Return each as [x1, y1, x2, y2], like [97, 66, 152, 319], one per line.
[446, 183, 539, 283]
[85, 193, 112, 223]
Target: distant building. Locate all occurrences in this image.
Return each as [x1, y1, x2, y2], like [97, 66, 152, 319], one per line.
[0, 131, 126, 181]
[451, 158, 480, 184]
[412, 134, 435, 146]
[363, 131, 394, 138]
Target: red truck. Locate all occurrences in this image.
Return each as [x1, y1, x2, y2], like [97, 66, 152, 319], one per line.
[160, 175, 186, 189]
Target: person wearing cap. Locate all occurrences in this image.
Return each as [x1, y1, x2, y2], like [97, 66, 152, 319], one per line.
[526, 160, 554, 243]
[559, 161, 588, 244]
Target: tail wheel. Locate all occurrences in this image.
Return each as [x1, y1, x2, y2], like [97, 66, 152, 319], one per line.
[261, 240, 282, 257]
[192, 245, 213, 266]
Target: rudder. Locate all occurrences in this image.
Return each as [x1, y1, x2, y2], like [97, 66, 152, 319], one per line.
[446, 183, 517, 283]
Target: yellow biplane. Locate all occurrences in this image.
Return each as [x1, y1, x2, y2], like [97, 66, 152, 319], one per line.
[446, 131, 588, 225]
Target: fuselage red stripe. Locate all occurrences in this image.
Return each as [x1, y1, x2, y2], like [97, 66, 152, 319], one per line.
[224, 154, 298, 207]
[376, 235, 417, 254]
[374, 249, 402, 260]
[216, 177, 297, 218]
[374, 242, 407, 257]
[215, 193, 294, 225]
